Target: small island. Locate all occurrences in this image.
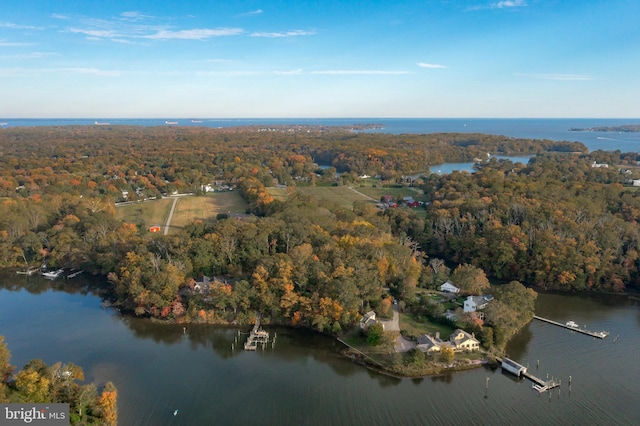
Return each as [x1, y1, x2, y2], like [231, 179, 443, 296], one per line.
[570, 124, 640, 132]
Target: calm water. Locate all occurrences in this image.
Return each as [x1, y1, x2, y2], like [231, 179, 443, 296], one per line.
[2, 118, 640, 152]
[0, 274, 638, 425]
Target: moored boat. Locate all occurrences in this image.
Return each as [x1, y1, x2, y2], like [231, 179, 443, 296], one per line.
[42, 269, 64, 279]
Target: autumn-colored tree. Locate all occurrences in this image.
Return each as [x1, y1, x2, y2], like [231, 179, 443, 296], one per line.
[440, 346, 455, 364]
[97, 381, 118, 426]
[450, 264, 491, 295]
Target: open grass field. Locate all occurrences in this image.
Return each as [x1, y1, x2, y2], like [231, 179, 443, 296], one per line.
[354, 186, 427, 203]
[116, 192, 249, 234]
[170, 192, 249, 230]
[116, 198, 174, 229]
[267, 186, 375, 209]
[398, 312, 455, 340]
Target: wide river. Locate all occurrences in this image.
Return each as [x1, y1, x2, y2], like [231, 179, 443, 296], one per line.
[1, 274, 638, 425]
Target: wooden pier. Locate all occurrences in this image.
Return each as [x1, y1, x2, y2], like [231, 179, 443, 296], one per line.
[244, 314, 270, 351]
[499, 357, 560, 393]
[533, 316, 609, 339]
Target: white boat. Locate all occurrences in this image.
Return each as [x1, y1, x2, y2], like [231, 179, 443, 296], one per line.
[0, 122, 7, 126]
[42, 269, 64, 279]
[191, 120, 203, 123]
[94, 121, 110, 125]
[532, 383, 548, 392]
[566, 321, 579, 328]
[165, 121, 178, 125]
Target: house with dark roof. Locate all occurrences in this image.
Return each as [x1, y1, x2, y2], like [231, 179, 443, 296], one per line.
[417, 333, 444, 353]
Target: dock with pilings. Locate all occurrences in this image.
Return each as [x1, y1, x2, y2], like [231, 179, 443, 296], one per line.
[522, 371, 560, 393]
[499, 357, 561, 393]
[533, 316, 609, 339]
[244, 314, 270, 351]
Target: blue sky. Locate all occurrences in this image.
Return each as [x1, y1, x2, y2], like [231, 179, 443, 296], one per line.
[1, 0, 638, 118]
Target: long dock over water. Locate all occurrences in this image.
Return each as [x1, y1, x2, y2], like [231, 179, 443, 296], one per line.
[533, 316, 609, 339]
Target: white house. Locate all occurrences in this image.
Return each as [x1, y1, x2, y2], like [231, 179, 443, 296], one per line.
[360, 311, 382, 331]
[463, 295, 493, 313]
[440, 280, 460, 294]
[449, 329, 480, 352]
[417, 329, 480, 353]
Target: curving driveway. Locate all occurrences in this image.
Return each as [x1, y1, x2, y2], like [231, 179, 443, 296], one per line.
[380, 307, 416, 353]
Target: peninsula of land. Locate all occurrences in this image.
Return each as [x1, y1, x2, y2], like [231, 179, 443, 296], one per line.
[570, 124, 640, 132]
[1, 125, 637, 377]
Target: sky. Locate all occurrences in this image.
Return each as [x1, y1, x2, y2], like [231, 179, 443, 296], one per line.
[1, 0, 639, 118]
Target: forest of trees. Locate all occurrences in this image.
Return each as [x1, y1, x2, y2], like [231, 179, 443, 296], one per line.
[0, 336, 117, 425]
[0, 126, 638, 349]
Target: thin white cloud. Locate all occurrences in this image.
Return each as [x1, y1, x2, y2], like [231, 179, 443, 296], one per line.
[239, 9, 263, 17]
[202, 59, 234, 63]
[143, 28, 244, 40]
[492, 0, 527, 8]
[0, 67, 124, 77]
[69, 28, 121, 38]
[417, 62, 447, 69]
[1, 52, 59, 59]
[120, 11, 155, 21]
[250, 30, 315, 38]
[311, 70, 413, 75]
[466, 0, 527, 11]
[274, 69, 303, 75]
[514, 73, 594, 81]
[51, 13, 71, 20]
[193, 70, 265, 77]
[0, 22, 45, 30]
[0, 40, 35, 46]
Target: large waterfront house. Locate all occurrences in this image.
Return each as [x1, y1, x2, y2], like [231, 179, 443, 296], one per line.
[463, 295, 494, 313]
[448, 329, 481, 352]
[416, 329, 480, 353]
[440, 280, 460, 294]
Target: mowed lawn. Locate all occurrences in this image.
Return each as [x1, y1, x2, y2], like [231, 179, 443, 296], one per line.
[116, 198, 174, 229]
[116, 192, 249, 234]
[354, 186, 426, 203]
[267, 186, 375, 209]
[170, 192, 249, 231]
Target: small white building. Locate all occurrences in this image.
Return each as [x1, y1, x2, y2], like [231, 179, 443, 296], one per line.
[440, 280, 460, 294]
[502, 358, 527, 377]
[360, 311, 382, 331]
